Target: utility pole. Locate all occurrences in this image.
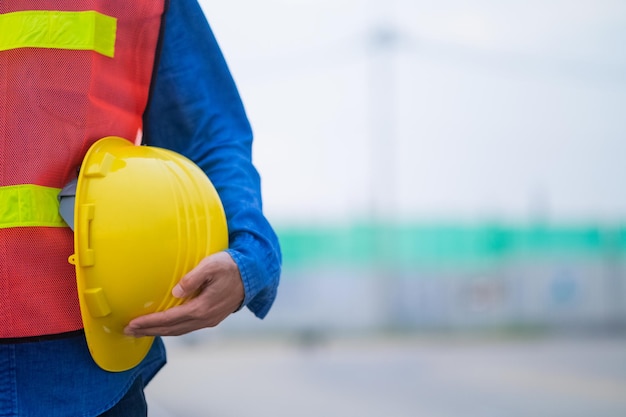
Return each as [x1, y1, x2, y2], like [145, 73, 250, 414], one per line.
[367, 0, 400, 330]
[367, 0, 398, 223]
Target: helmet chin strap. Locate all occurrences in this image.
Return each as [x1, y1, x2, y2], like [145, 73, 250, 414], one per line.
[58, 178, 78, 231]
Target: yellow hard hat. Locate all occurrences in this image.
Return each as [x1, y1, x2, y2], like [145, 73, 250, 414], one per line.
[65, 136, 228, 372]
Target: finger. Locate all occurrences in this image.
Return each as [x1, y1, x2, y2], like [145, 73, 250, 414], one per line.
[125, 295, 228, 337]
[125, 320, 199, 337]
[124, 303, 193, 336]
[172, 255, 219, 298]
[172, 272, 203, 299]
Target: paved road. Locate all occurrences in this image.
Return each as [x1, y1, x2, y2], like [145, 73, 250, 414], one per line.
[146, 333, 626, 417]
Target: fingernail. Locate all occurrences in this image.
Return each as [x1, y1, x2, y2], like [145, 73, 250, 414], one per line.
[172, 284, 184, 298]
[124, 326, 136, 337]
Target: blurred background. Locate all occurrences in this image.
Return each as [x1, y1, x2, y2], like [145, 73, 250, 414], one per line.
[146, 0, 626, 416]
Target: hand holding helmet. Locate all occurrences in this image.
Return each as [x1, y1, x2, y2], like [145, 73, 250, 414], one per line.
[124, 251, 244, 337]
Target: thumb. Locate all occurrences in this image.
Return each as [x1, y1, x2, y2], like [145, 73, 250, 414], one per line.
[172, 252, 230, 298]
[172, 268, 205, 299]
[172, 282, 187, 298]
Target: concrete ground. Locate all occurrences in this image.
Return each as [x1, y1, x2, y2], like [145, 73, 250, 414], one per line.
[145, 332, 626, 417]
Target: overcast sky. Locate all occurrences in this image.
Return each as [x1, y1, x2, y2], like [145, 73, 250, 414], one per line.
[199, 0, 626, 225]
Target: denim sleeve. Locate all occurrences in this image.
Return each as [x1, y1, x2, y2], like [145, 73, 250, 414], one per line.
[143, 0, 281, 318]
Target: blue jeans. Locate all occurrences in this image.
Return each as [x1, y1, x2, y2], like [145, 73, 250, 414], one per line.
[99, 377, 147, 417]
[1, 333, 164, 416]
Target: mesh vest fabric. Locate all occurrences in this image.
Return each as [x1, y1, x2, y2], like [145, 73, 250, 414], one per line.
[0, 0, 165, 338]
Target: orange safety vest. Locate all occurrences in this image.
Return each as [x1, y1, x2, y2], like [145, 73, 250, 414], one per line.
[0, 1, 165, 338]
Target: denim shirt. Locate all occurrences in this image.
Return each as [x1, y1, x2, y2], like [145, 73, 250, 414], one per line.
[144, 0, 282, 319]
[0, 0, 281, 415]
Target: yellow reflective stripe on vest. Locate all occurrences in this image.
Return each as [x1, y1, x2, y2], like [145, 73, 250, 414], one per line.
[0, 185, 68, 229]
[0, 11, 117, 58]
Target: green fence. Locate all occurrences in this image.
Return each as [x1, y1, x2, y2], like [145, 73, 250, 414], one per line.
[276, 222, 626, 271]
